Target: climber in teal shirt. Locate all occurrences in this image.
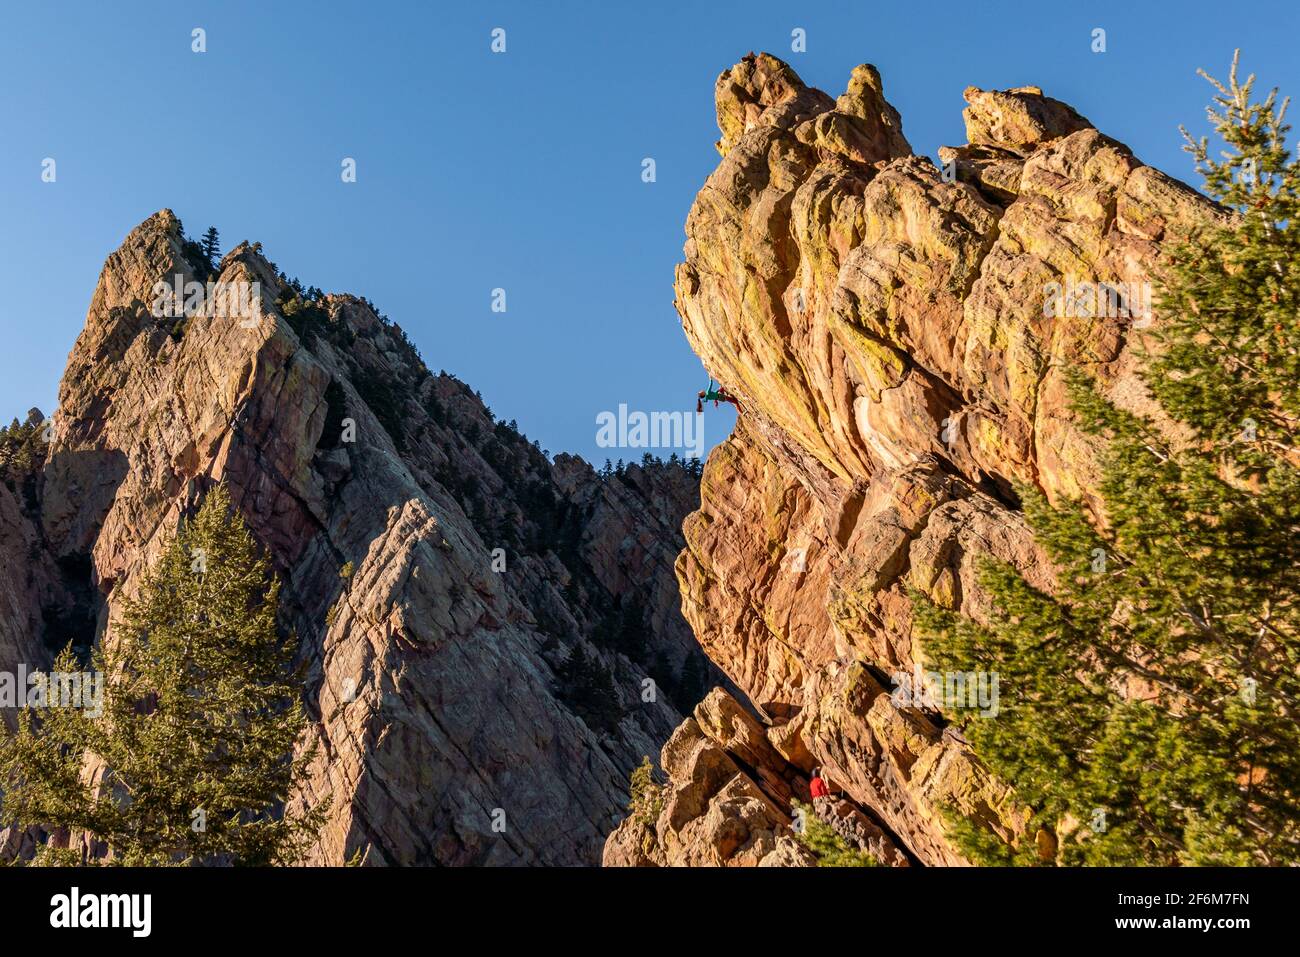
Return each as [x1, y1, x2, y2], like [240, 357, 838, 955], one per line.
[697, 379, 741, 413]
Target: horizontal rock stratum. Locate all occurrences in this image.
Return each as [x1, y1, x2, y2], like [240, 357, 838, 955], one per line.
[1, 210, 714, 865]
[605, 53, 1217, 866]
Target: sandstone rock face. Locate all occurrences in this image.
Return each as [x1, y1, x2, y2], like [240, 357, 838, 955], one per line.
[0, 483, 57, 860]
[603, 686, 909, 867]
[0, 410, 91, 859]
[10, 210, 705, 865]
[0, 482, 55, 731]
[619, 53, 1218, 866]
[605, 688, 828, 867]
[812, 795, 909, 867]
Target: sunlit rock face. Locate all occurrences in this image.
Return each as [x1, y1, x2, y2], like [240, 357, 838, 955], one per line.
[614, 52, 1217, 866]
[9, 210, 706, 866]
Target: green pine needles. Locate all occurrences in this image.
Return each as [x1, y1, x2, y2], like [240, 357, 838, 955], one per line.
[0, 484, 326, 865]
[791, 800, 879, 867]
[915, 53, 1300, 866]
[627, 755, 663, 827]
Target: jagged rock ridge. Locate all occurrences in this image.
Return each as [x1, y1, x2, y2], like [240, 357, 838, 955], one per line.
[606, 53, 1217, 866]
[1, 210, 710, 865]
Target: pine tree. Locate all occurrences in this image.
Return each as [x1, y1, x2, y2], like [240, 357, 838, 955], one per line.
[611, 596, 649, 662]
[914, 54, 1300, 866]
[627, 755, 662, 826]
[200, 226, 220, 268]
[646, 650, 673, 701]
[0, 416, 48, 485]
[677, 649, 708, 706]
[791, 800, 878, 867]
[0, 484, 327, 865]
[554, 644, 624, 734]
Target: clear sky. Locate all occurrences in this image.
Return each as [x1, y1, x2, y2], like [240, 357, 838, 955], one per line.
[3, 0, 1297, 465]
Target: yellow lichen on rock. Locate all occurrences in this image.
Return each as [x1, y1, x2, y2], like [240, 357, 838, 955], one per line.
[622, 51, 1221, 867]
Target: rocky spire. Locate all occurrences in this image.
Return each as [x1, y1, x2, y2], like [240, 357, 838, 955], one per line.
[610, 53, 1217, 867]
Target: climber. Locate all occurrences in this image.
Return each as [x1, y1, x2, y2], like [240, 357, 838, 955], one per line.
[696, 379, 742, 414]
[809, 767, 830, 799]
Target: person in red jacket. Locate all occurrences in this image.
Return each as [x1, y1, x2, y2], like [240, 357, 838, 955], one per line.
[809, 768, 830, 799]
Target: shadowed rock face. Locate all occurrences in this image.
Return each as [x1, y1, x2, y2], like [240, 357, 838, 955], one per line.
[0, 483, 61, 860]
[608, 53, 1219, 866]
[6, 210, 706, 866]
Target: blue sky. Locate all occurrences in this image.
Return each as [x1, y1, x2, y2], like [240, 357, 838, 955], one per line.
[2, 0, 1297, 464]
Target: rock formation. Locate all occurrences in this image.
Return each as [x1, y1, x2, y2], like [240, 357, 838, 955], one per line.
[607, 53, 1217, 865]
[603, 687, 819, 867]
[1, 210, 708, 865]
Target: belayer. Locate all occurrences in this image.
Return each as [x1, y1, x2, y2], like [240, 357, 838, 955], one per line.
[810, 767, 830, 799]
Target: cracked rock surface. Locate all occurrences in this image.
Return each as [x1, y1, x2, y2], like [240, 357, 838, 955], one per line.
[7, 210, 707, 866]
[607, 53, 1218, 866]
